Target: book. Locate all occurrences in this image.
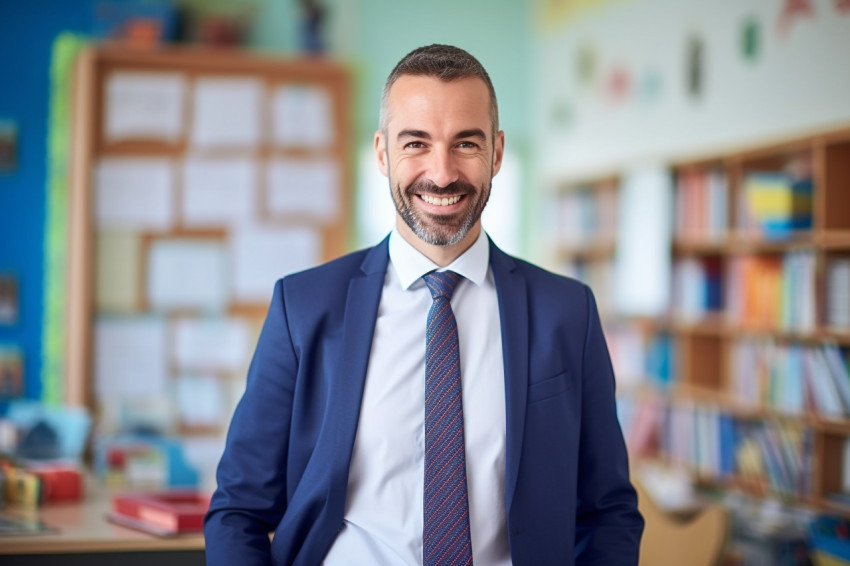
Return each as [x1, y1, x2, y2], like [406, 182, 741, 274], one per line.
[108, 491, 210, 536]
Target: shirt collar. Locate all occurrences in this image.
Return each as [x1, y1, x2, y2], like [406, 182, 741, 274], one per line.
[388, 226, 490, 290]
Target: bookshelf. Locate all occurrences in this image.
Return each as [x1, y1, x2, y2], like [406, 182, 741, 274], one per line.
[64, 46, 351, 480]
[546, 125, 850, 518]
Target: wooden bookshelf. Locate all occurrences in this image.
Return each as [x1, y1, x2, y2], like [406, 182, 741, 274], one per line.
[554, 125, 850, 517]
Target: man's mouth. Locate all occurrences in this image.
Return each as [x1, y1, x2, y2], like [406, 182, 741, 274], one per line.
[418, 194, 463, 206]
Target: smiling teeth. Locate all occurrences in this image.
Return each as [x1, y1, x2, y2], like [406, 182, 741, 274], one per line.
[421, 195, 461, 206]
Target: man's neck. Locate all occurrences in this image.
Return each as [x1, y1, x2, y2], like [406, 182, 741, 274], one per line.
[395, 218, 481, 268]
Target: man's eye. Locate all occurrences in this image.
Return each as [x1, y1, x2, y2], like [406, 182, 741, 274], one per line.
[457, 141, 479, 149]
[405, 142, 426, 149]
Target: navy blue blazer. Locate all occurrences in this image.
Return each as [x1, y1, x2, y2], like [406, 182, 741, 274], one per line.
[204, 237, 643, 565]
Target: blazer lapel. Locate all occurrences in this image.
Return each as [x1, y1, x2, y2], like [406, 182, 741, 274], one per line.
[326, 238, 389, 508]
[489, 240, 529, 514]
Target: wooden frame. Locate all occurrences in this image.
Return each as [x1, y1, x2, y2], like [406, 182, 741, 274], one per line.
[67, 46, 351, 422]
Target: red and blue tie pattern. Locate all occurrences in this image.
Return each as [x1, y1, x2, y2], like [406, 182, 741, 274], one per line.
[422, 271, 473, 566]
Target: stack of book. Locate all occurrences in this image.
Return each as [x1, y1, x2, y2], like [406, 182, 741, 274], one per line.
[674, 167, 728, 242]
[741, 172, 813, 239]
[726, 252, 815, 331]
[107, 491, 210, 536]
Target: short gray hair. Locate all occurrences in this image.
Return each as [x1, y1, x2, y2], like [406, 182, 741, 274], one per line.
[379, 44, 499, 135]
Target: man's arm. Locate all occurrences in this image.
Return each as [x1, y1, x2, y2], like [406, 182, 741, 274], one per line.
[575, 285, 644, 565]
[204, 279, 297, 565]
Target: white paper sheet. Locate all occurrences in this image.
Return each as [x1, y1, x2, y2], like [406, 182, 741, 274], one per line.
[191, 77, 264, 148]
[96, 158, 175, 230]
[173, 318, 251, 372]
[147, 239, 228, 311]
[104, 72, 185, 142]
[175, 374, 226, 428]
[95, 317, 168, 400]
[614, 163, 673, 316]
[182, 156, 257, 227]
[266, 158, 339, 222]
[271, 84, 334, 148]
[231, 226, 321, 304]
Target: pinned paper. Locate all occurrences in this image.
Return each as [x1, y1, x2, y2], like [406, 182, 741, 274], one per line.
[231, 227, 321, 304]
[175, 374, 226, 428]
[191, 77, 264, 148]
[147, 239, 228, 311]
[96, 158, 175, 230]
[95, 317, 168, 400]
[104, 72, 185, 142]
[271, 85, 334, 149]
[266, 158, 340, 222]
[173, 318, 251, 372]
[182, 156, 257, 227]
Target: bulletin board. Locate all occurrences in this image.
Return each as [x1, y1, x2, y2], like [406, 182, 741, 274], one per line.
[65, 46, 351, 440]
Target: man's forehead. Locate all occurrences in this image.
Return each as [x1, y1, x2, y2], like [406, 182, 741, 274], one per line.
[388, 74, 490, 99]
[385, 75, 493, 133]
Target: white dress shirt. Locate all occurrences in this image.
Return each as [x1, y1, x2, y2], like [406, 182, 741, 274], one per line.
[323, 228, 511, 565]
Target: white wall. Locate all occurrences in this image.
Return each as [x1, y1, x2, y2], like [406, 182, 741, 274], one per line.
[534, 0, 850, 182]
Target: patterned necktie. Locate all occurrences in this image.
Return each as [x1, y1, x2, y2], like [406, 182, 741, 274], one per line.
[422, 270, 473, 566]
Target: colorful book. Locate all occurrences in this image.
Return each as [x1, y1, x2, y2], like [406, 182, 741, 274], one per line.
[108, 491, 210, 536]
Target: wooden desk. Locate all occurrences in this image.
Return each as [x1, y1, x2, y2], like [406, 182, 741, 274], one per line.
[0, 481, 205, 565]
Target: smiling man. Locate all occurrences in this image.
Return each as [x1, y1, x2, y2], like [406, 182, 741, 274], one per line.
[204, 44, 643, 566]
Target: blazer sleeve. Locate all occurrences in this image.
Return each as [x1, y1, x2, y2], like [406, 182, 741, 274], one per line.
[204, 279, 297, 566]
[574, 285, 644, 565]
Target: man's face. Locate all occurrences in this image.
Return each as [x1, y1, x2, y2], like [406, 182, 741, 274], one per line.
[375, 75, 504, 247]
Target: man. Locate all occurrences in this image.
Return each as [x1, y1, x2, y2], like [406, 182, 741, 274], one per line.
[204, 44, 643, 565]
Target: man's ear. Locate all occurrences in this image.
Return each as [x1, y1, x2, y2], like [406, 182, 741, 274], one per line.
[374, 130, 389, 177]
[491, 130, 505, 176]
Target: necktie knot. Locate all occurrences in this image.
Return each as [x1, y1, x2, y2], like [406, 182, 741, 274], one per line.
[422, 271, 461, 301]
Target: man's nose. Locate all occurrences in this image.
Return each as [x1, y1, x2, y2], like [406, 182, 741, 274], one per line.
[426, 149, 460, 188]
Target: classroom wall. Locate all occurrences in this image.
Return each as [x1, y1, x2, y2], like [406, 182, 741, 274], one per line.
[532, 0, 850, 181]
[0, 0, 96, 400]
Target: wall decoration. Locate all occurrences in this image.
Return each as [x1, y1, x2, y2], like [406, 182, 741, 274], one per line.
[639, 69, 663, 104]
[0, 275, 18, 325]
[537, 0, 619, 32]
[605, 64, 631, 104]
[685, 35, 704, 101]
[576, 44, 598, 88]
[741, 17, 761, 63]
[0, 346, 24, 399]
[0, 120, 16, 173]
[777, 0, 815, 38]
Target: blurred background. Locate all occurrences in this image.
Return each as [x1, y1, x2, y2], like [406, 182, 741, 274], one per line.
[1, 0, 850, 564]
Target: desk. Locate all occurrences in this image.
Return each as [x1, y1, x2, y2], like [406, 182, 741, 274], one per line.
[0, 480, 205, 565]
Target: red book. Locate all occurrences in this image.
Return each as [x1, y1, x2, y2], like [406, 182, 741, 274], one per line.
[109, 491, 210, 535]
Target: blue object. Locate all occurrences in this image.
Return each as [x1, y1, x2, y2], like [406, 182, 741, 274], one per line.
[810, 516, 850, 562]
[95, 434, 199, 488]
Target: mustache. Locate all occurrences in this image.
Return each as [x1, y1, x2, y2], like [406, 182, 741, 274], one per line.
[405, 178, 476, 197]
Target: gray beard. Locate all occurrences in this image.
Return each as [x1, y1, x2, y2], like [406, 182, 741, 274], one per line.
[391, 177, 490, 247]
